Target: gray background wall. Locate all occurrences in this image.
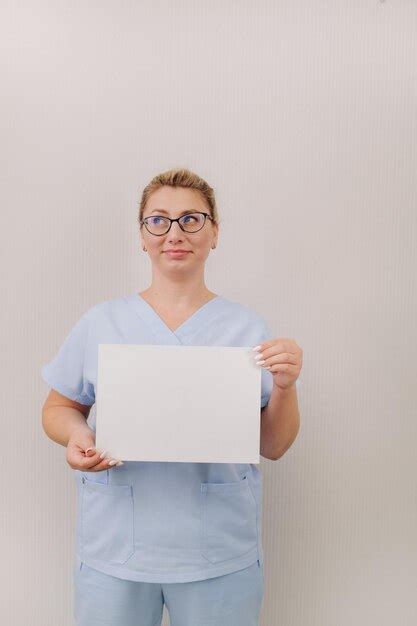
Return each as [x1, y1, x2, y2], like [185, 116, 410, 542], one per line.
[1, 1, 416, 624]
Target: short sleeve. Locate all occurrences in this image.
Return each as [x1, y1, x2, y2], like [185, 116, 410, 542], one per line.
[41, 311, 95, 405]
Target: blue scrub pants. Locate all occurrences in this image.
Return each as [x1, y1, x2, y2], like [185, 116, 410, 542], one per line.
[74, 560, 264, 626]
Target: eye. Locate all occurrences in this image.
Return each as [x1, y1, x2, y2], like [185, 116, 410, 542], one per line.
[149, 217, 164, 225]
[182, 214, 198, 223]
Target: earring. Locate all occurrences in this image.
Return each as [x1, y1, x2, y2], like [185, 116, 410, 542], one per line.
[143, 247, 147, 252]
[212, 244, 216, 249]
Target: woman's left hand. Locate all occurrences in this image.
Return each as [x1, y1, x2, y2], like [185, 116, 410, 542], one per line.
[254, 338, 303, 391]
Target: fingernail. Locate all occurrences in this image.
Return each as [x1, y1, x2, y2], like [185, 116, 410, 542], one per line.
[254, 353, 264, 361]
[256, 360, 265, 365]
[85, 447, 94, 454]
[108, 459, 118, 466]
[116, 461, 124, 466]
[99, 450, 107, 459]
[252, 345, 261, 352]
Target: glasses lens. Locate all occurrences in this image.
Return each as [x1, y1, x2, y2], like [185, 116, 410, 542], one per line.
[145, 216, 171, 235]
[179, 213, 205, 232]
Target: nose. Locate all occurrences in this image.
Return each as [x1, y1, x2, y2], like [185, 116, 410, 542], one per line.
[167, 220, 184, 240]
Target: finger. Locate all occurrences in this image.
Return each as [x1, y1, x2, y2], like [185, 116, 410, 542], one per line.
[74, 444, 97, 459]
[265, 363, 299, 375]
[254, 339, 298, 354]
[74, 447, 108, 467]
[87, 459, 123, 472]
[83, 448, 113, 462]
[86, 453, 123, 471]
[256, 354, 299, 368]
[254, 350, 297, 367]
[73, 449, 103, 469]
[70, 444, 123, 471]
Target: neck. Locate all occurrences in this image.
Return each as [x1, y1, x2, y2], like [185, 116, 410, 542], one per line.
[140, 284, 216, 309]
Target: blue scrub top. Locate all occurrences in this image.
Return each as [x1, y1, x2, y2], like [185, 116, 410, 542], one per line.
[41, 293, 289, 583]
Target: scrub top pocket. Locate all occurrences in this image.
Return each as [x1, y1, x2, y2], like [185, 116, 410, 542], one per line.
[81, 475, 135, 565]
[200, 475, 258, 564]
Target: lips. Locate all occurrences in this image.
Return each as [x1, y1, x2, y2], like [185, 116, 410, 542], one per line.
[164, 250, 190, 258]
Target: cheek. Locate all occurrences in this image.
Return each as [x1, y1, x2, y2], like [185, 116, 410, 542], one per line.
[193, 234, 211, 250]
[145, 237, 162, 249]
[147, 243, 164, 257]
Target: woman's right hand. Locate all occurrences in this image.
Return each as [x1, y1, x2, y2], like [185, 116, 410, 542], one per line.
[66, 425, 123, 472]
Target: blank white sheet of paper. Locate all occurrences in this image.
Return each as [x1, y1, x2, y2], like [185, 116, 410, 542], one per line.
[95, 344, 262, 464]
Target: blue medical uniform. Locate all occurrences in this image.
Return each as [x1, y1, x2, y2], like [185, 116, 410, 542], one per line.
[41, 293, 291, 584]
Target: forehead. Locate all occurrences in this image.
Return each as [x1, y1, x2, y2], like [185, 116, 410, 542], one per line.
[144, 186, 206, 216]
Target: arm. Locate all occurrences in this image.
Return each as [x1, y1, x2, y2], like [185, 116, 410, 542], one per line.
[260, 384, 300, 461]
[42, 389, 122, 469]
[42, 389, 92, 447]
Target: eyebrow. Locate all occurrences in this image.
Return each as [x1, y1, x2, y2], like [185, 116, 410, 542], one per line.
[148, 208, 197, 216]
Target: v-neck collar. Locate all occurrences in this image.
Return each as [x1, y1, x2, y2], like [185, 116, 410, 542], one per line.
[124, 293, 224, 345]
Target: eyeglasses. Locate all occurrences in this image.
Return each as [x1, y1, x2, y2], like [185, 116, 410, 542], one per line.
[140, 212, 214, 236]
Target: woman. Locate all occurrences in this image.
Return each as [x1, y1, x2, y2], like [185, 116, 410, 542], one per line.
[41, 168, 302, 626]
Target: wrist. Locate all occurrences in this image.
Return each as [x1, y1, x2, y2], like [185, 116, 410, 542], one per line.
[273, 382, 296, 394]
[69, 422, 92, 440]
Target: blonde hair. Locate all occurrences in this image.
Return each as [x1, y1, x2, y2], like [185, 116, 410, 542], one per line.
[137, 168, 220, 228]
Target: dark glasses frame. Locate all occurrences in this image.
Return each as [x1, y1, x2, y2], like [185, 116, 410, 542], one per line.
[140, 211, 214, 235]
